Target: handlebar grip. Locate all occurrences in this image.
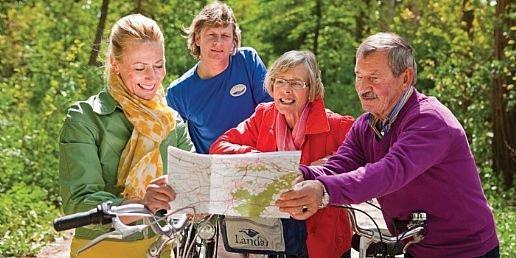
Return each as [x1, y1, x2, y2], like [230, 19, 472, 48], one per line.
[53, 202, 114, 231]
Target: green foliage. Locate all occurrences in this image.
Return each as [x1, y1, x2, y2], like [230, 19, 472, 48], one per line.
[395, 0, 496, 170]
[0, 0, 513, 256]
[0, 183, 61, 256]
[494, 206, 516, 257]
[0, 1, 104, 255]
[239, 0, 364, 117]
[483, 166, 516, 257]
[155, 0, 203, 81]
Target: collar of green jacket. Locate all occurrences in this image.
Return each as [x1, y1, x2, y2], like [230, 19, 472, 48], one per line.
[90, 89, 121, 115]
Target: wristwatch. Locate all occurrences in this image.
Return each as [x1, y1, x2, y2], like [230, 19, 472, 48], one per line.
[320, 183, 330, 208]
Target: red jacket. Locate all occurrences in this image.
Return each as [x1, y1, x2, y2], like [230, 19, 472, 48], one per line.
[210, 98, 354, 258]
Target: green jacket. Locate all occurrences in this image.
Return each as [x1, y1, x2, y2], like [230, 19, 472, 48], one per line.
[59, 90, 193, 240]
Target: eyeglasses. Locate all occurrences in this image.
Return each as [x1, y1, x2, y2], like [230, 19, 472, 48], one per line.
[272, 78, 309, 90]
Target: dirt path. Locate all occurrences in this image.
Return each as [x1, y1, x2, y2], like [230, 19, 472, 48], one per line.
[37, 201, 386, 258]
[36, 230, 72, 258]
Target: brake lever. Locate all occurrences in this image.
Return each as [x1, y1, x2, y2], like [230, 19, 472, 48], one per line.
[116, 212, 154, 218]
[402, 227, 426, 253]
[148, 234, 177, 258]
[77, 216, 149, 254]
[76, 230, 120, 254]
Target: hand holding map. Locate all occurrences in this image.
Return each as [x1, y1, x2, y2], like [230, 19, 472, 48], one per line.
[167, 147, 301, 218]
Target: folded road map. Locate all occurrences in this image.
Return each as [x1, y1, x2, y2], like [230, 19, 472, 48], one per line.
[167, 147, 301, 218]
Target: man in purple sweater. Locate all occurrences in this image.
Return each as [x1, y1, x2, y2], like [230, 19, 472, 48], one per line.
[276, 32, 499, 257]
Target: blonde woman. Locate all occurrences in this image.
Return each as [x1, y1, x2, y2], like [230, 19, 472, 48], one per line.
[59, 14, 192, 257]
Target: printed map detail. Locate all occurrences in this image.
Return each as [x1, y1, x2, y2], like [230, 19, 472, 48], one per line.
[167, 147, 300, 218]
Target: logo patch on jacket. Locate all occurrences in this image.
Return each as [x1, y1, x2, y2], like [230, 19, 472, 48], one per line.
[230, 84, 247, 97]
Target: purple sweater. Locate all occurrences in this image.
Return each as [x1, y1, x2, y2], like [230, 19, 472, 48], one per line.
[301, 90, 498, 257]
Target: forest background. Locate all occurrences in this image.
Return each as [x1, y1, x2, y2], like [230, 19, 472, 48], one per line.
[0, 0, 514, 257]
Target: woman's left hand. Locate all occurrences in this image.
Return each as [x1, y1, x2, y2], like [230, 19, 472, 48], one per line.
[142, 175, 176, 214]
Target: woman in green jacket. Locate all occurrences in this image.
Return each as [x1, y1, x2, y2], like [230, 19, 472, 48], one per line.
[59, 14, 193, 258]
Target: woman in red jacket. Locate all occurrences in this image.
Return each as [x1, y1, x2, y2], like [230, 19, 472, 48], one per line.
[210, 50, 354, 258]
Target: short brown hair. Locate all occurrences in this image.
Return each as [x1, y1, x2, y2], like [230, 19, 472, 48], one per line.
[185, 1, 241, 59]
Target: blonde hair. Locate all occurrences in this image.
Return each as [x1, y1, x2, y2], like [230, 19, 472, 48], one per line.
[265, 50, 324, 102]
[184, 1, 241, 59]
[106, 14, 164, 78]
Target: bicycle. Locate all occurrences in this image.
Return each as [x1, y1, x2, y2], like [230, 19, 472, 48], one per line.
[53, 201, 218, 258]
[343, 202, 427, 258]
[53, 201, 426, 258]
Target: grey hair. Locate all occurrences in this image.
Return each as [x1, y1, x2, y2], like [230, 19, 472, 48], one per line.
[184, 1, 241, 60]
[265, 50, 324, 101]
[356, 32, 417, 86]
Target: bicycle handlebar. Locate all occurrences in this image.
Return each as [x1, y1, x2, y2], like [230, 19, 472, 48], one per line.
[343, 204, 427, 256]
[53, 202, 190, 235]
[346, 205, 426, 243]
[53, 202, 197, 257]
[53, 202, 114, 231]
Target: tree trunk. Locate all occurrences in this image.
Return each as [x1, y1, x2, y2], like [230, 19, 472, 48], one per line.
[88, 0, 109, 67]
[492, 0, 515, 188]
[461, 0, 474, 38]
[313, 0, 322, 56]
[355, 0, 370, 42]
[134, 0, 143, 14]
[381, 0, 396, 31]
[460, 0, 474, 114]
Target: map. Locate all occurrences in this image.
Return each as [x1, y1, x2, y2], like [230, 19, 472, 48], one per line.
[167, 147, 301, 218]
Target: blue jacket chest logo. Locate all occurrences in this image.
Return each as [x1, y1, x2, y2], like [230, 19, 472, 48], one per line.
[230, 84, 247, 97]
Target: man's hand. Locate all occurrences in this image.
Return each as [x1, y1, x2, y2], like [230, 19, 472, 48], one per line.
[142, 175, 176, 214]
[275, 180, 325, 220]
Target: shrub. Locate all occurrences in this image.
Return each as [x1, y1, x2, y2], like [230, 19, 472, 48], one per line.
[0, 183, 61, 256]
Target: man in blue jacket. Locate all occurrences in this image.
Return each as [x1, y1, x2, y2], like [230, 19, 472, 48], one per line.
[166, 1, 272, 154]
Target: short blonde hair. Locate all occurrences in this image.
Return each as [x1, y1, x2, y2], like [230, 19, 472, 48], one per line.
[106, 14, 164, 78]
[265, 50, 324, 102]
[184, 1, 241, 59]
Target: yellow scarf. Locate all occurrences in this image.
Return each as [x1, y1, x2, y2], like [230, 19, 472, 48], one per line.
[108, 73, 175, 199]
